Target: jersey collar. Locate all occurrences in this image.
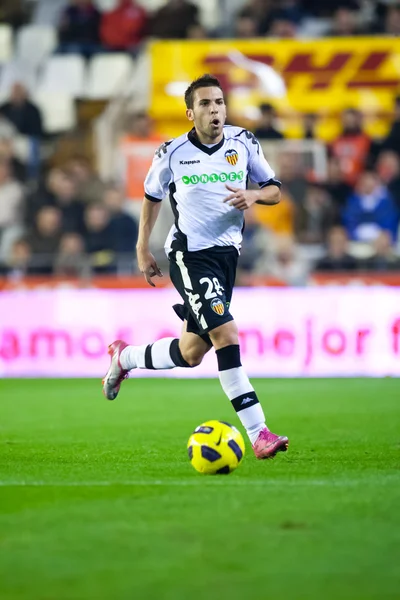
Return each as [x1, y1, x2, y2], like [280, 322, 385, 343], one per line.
[187, 128, 225, 155]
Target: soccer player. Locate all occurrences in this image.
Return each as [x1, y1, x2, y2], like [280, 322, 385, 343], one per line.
[103, 74, 289, 459]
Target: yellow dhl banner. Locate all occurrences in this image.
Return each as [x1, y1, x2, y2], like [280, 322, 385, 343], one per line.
[149, 38, 400, 140]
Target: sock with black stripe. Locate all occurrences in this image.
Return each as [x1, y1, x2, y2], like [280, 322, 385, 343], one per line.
[120, 338, 191, 370]
[216, 344, 267, 445]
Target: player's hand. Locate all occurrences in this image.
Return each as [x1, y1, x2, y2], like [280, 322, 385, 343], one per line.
[223, 185, 258, 210]
[137, 248, 163, 287]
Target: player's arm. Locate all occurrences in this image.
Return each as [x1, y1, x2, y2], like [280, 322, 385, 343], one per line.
[136, 141, 172, 286]
[223, 183, 280, 210]
[136, 198, 163, 287]
[223, 130, 281, 210]
[255, 184, 281, 205]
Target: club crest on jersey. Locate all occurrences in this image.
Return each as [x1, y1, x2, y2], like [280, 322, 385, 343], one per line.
[210, 298, 225, 316]
[225, 149, 238, 166]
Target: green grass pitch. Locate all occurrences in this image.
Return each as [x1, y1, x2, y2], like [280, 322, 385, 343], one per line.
[1, 377, 399, 600]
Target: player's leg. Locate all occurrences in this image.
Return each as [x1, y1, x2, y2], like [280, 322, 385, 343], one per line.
[102, 320, 211, 400]
[208, 320, 289, 460]
[169, 247, 288, 458]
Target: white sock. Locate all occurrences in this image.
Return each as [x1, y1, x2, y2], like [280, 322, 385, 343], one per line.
[246, 422, 268, 445]
[120, 337, 187, 371]
[218, 366, 266, 444]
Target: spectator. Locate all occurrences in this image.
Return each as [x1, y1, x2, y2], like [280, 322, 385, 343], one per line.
[327, 4, 363, 36]
[268, 16, 298, 38]
[0, 159, 24, 261]
[26, 206, 62, 273]
[234, 9, 258, 38]
[234, 0, 274, 36]
[237, 205, 274, 277]
[363, 230, 400, 271]
[54, 232, 90, 277]
[123, 111, 155, 141]
[322, 156, 354, 223]
[25, 167, 85, 233]
[267, 235, 310, 286]
[254, 103, 284, 140]
[384, 4, 400, 36]
[330, 108, 371, 186]
[187, 22, 207, 39]
[0, 138, 26, 182]
[380, 96, 400, 157]
[25, 167, 66, 224]
[314, 226, 359, 272]
[66, 155, 105, 205]
[150, 0, 199, 39]
[295, 184, 335, 244]
[83, 203, 114, 273]
[100, 0, 147, 53]
[117, 112, 163, 206]
[51, 171, 85, 234]
[254, 187, 295, 236]
[342, 171, 399, 243]
[0, 83, 43, 138]
[103, 186, 138, 252]
[1, 238, 33, 278]
[58, 0, 101, 57]
[271, 0, 304, 25]
[303, 113, 318, 140]
[375, 151, 400, 211]
[301, 0, 350, 18]
[277, 152, 308, 206]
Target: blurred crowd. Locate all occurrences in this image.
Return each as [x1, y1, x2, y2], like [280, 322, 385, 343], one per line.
[238, 98, 400, 284]
[0, 92, 400, 283]
[0, 0, 400, 283]
[1, 0, 400, 52]
[0, 148, 138, 278]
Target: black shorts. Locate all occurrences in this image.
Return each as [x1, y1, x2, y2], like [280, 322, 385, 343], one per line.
[169, 246, 238, 339]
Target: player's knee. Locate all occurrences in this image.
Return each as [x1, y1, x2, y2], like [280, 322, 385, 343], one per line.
[181, 347, 205, 367]
[209, 321, 239, 350]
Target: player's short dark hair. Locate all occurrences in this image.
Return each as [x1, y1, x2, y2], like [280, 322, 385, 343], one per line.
[184, 74, 223, 109]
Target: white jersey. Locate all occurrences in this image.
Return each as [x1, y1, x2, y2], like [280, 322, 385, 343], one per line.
[144, 125, 280, 255]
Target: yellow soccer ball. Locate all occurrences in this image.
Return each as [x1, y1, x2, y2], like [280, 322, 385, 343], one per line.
[187, 420, 245, 474]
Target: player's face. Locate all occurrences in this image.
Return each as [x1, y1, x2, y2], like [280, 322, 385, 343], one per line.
[186, 86, 226, 144]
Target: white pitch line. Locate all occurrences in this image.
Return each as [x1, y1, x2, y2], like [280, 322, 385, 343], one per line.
[0, 476, 398, 488]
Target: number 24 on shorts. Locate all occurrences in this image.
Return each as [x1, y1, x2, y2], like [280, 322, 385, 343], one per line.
[200, 277, 224, 299]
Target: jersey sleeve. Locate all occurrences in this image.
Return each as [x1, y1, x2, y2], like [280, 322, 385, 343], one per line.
[143, 141, 173, 202]
[246, 131, 281, 188]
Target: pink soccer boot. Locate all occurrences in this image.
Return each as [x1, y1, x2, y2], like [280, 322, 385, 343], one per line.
[102, 340, 129, 400]
[252, 428, 289, 460]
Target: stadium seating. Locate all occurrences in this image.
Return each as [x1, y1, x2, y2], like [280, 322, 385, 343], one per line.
[0, 60, 37, 99]
[36, 54, 86, 97]
[0, 25, 12, 64]
[34, 92, 77, 133]
[16, 25, 58, 69]
[85, 54, 134, 99]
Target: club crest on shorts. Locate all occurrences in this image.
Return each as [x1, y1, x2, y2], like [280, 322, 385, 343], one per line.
[225, 149, 238, 166]
[210, 298, 225, 316]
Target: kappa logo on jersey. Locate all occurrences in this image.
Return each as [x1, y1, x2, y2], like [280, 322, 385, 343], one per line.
[180, 160, 200, 165]
[210, 298, 225, 316]
[225, 149, 239, 166]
